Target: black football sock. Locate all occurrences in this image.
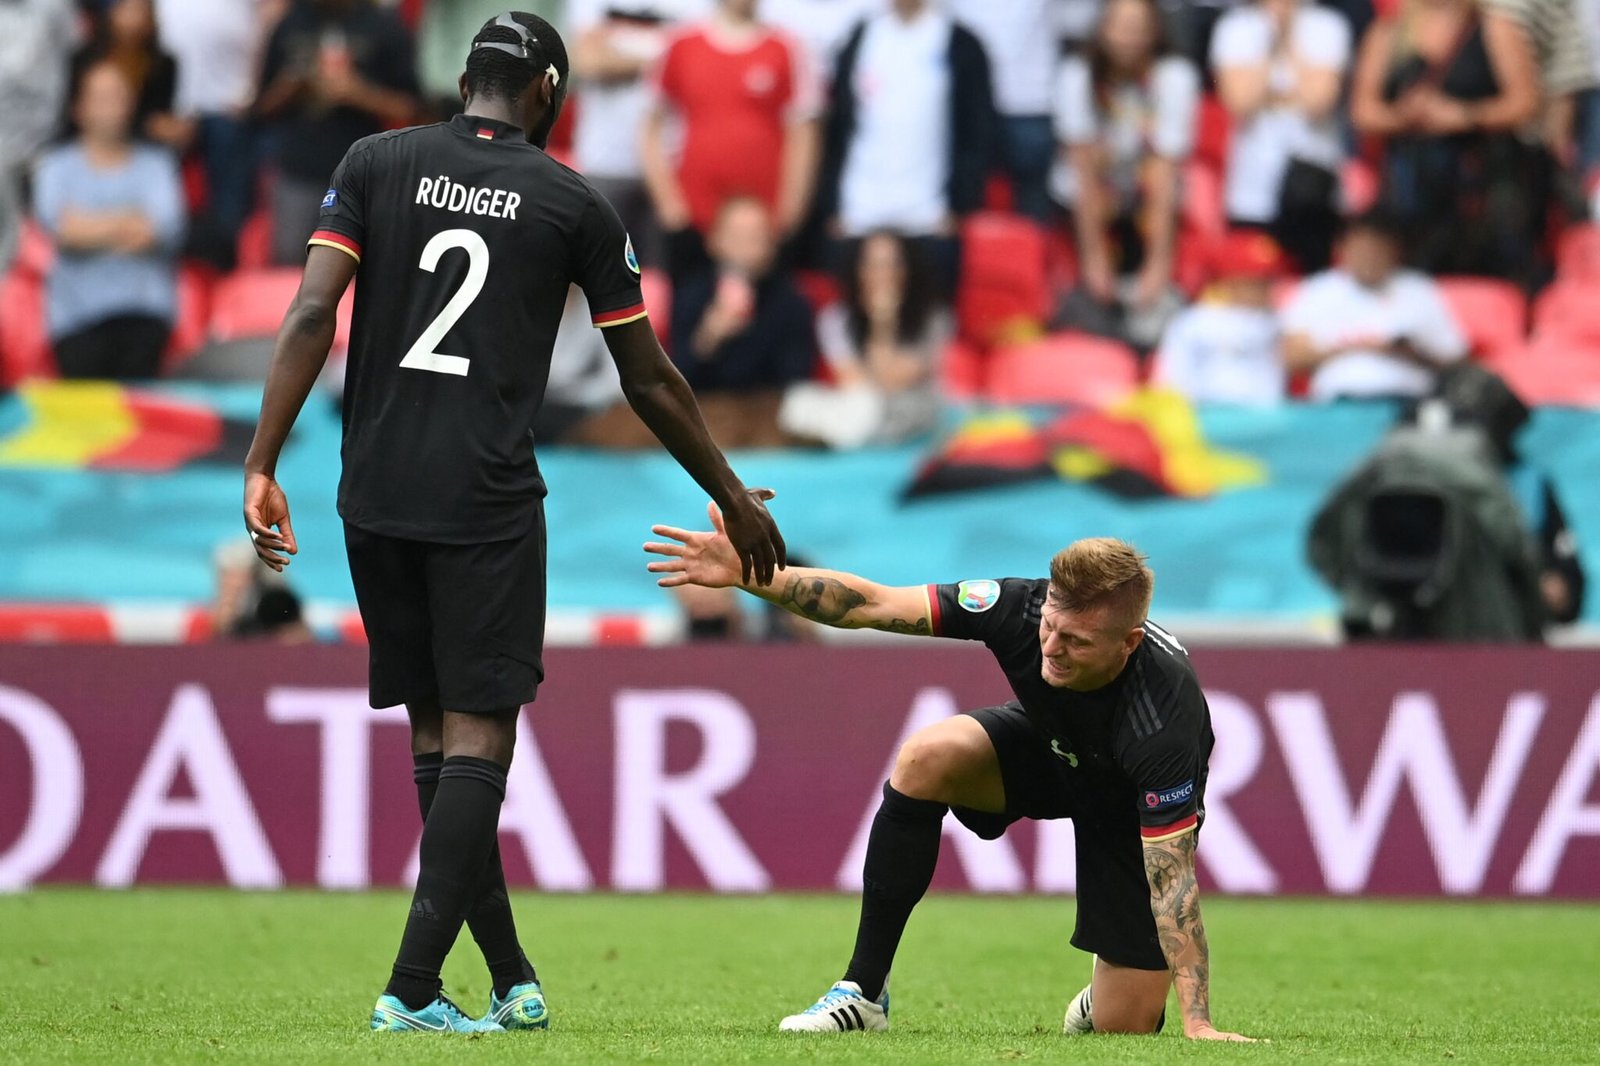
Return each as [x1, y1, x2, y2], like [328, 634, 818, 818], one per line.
[386, 756, 508, 1011]
[842, 781, 947, 1002]
[412, 751, 537, 998]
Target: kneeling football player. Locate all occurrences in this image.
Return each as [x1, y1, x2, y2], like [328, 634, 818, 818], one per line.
[646, 508, 1254, 1041]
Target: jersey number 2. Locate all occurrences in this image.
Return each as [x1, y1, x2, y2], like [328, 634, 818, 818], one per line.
[399, 228, 489, 377]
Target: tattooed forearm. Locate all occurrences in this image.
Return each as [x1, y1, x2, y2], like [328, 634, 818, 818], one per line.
[879, 617, 933, 635]
[776, 576, 869, 624]
[1145, 833, 1211, 1031]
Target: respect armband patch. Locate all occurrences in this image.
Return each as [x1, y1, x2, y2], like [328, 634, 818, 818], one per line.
[1143, 780, 1195, 811]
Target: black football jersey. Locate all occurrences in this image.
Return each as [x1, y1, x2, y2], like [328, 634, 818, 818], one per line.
[928, 578, 1213, 841]
[310, 114, 646, 544]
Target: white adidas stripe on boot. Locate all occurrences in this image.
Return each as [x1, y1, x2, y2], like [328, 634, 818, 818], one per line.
[778, 980, 889, 1032]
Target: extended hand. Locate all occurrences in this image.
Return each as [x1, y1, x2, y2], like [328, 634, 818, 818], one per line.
[243, 472, 297, 571]
[718, 489, 785, 585]
[1186, 1023, 1257, 1042]
[645, 491, 784, 589]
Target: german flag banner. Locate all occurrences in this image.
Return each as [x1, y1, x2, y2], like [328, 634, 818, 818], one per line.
[905, 389, 1267, 500]
[0, 382, 256, 472]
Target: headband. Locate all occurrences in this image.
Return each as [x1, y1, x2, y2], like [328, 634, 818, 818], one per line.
[471, 13, 561, 86]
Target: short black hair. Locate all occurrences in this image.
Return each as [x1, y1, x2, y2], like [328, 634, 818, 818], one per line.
[1343, 206, 1406, 245]
[464, 12, 569, 103]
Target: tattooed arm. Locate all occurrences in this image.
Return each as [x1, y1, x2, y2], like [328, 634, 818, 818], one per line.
[643, 504, 934, 636]
[743, 567, 932, 635]
[1143, 833, 1253, 1041]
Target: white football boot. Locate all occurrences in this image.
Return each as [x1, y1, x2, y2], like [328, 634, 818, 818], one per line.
[778, 979, 889, 1032]
[1063, 984, 1094, 1034]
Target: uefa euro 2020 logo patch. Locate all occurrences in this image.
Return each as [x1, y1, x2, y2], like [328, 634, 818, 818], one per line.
[625, 234, 641, 275]
[956, 579, 1000, 613]
[321, 188, 338, 210]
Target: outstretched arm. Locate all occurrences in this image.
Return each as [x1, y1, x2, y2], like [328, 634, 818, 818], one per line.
[603, 319, 785, 585]
[646, 503, 933, 636]
[1143, 832, 1253, 1041]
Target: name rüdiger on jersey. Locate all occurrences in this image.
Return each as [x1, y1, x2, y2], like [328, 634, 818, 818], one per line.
[416, 176, 521, 219]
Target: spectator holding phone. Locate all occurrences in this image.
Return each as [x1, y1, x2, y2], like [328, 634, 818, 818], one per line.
[669, 196, 816, 443]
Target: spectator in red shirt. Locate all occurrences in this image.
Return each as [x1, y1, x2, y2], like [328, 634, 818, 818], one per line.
[639, 0, 821, 280]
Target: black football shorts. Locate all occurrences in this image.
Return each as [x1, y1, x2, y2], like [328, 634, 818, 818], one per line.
[954, 703, 1170, 971]
[343, 508, 546, 714]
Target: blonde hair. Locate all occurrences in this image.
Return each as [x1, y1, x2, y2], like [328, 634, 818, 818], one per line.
[1048, 537, 1154, 631]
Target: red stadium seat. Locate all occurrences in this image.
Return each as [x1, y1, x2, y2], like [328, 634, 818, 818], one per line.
[939, 336, 986, 399]
[1555, 225, 1600, 282]
[13, 220, 54, 279]
[163, 266, 214, 371]
[1532, 281, 1600, 344]
[1487, 337, 1600, 407]
[236, 208, 273, 271]
[984, 331, 1139, 407]
[1436, 277, 1526, 357]
[210, 268, 353, 349]
[956, 211, 1050, 346]
[0, 268, 53, 385]
[638, 267, 671, 345]
[0, 605, 115, 643]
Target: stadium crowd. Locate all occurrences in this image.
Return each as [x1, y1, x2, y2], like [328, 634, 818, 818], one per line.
[1, 0, 1598, 428]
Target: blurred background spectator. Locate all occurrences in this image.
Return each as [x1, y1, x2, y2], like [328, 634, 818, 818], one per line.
[33, 60, 184, 379]
[819, 0, 994, 296]
[417, 0, 560, 116]
[761, 0, 878, 83]
[1211, 0, 1351, 272]
[781, 229, 949, 447]
[640, 0, 819, 280]
[1151, 229, 1287, 405]
[1052, 0, 1198, 350]
[68, 0, 185, 149]
[254, 0, 417, 265]
[1350, 0, 1544, 284]
[571, 0, 706, 269]
[667, 195, 814, 445]
[0, 0, 79, 270]
[947, 0, 1057, 222]
[210, 540, 313, 642]
[155, 0, 273, 268]
[1280, 209, 1468, 401]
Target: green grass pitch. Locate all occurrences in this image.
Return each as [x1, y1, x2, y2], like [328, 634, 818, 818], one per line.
[2, 891, 1596, 1065]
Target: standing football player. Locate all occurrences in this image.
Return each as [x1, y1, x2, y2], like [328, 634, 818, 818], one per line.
[647, 512, 1253, 1041]
[243, 12, 785, 1033]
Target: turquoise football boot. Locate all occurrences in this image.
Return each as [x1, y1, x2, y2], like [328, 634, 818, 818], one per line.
[486, 980, 549, 1030]
[370, 992, 505, 1033]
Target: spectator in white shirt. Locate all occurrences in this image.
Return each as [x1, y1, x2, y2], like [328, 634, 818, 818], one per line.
[1210, 0, 1351, 271]
[154, 0, 268, 267]
[1280, 209, 1469, 401]
[760, 0, 881, 84]
[946, 0, 1061, 221]
[1053, 0, 1198, 349]
[820, 0, 997, 295]
[1152, 229, 1287, 406]
[571, 0, 708, 269]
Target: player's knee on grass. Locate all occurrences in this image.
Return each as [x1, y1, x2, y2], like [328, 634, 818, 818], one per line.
[1090, 960, 1170, 1034]
[888, 717, 1003, 810]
